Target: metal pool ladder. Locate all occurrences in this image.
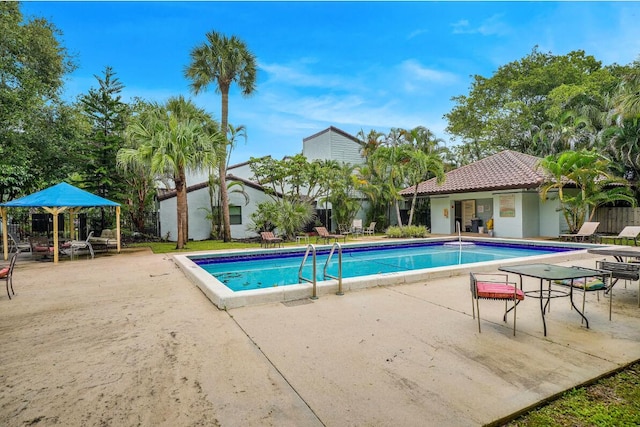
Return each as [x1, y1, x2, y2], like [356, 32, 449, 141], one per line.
[298, 242, 344, 299]
[299, 244, 318, 299]
[323, 242, 343, 295]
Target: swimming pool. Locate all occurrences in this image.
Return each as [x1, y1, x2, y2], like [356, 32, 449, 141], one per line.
[174, 237, 598, 309]
[195, 242, 572, 291]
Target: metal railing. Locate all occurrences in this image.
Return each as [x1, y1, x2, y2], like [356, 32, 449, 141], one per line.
[298, 244, 318, 299]
[323, 242, 344, 296]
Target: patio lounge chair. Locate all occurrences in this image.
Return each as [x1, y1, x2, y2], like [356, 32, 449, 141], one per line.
[600, 226, 640, 246]
[1, 252, 18, 299]
[29, 236, 55, 261]
[8, 231, 31, 253]
[314, 226, 346, 244]
[470, 272, 525, 336]
[61, 231, 95, 260]
[260, 231, 283, 248]
[560, 221, 600, 242]
[88, 229, 118, 252]
[363, 222, 376, 236]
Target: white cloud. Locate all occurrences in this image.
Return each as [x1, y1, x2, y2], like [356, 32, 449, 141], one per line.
[399, 60, 458, 87]
[451, 19, 471, 34]
[451, 14, 510, 36]
[407, 28, 429, 40]
[260, 61, 349, 89]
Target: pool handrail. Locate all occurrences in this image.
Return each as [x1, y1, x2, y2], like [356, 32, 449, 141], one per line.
[324, 242, 344, 295]
[298, 244, 318, 299]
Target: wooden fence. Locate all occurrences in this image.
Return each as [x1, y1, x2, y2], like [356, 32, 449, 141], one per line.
[593, 207, 640, 234]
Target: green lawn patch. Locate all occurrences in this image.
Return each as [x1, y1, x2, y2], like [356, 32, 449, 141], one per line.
[506, 362, 640, 426]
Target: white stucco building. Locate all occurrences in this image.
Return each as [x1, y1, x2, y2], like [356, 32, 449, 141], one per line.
[157, 126, 366, 241]
[399, 150, 565, 239]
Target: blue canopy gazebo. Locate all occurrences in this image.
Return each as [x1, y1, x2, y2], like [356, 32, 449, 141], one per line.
[0, 182, 121, 263]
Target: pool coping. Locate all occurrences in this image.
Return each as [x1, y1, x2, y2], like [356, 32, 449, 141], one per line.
[173, 237, 602, 310]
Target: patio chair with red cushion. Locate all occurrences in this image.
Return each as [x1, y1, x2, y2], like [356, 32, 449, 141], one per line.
[0, 252, 18, 299]
[29, 236, 55, 261]
[470, 272, 525, 336]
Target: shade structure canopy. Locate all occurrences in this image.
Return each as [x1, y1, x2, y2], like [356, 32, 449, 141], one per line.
[1, 182, 121, 263]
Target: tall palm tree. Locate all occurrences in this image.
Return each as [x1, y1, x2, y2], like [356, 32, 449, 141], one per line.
[185, 31, 257, 242]
[117, 96, 223, 249]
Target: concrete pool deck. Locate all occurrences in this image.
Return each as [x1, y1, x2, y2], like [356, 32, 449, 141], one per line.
[1, 247, 639, 426]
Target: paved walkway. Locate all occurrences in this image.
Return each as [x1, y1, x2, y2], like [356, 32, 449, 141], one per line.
[1, 248, 639, 426]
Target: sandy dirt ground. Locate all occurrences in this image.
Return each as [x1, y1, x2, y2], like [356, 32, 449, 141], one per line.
[0, 249, 318, 427]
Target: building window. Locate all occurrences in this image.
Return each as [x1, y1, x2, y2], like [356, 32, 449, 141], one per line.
[229, 206, 242, 225]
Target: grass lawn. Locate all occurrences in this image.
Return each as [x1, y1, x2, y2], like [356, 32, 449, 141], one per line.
[127, 237, 329, 254]
[505, 362, 640, 426]
[128, 239, 262, 254]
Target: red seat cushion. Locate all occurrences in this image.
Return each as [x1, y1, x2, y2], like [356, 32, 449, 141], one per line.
[0, 267, 9, 278]
[476, 282, 525, 300]
[34, 246, 54, 253]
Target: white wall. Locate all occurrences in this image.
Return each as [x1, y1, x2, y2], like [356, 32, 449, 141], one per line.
[228, 162, 254, 180]
[229, 186, 275, 239]
[538, 190, 562, 237]
[303, 128, 363, 166]
[159, 181, 277, 241]
[159, 187, 212, 241]
[492, 192, 524, 238]
[430, 196, 452, 234]
[428, 189, 567, 238]
[522, 191, 540, 237]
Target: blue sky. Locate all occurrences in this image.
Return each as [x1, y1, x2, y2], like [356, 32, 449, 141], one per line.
[21, 1, 640, 164]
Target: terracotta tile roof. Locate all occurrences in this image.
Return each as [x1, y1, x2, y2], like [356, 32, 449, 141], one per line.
[401, 150, 545, 196]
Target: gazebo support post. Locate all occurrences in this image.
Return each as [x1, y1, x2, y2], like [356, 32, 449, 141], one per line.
[1, 207, 7, 261]
[116, 206, 121, 253]
[43, 206, 68, 264]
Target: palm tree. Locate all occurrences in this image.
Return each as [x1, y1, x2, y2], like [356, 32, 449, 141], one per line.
[185, 31, 257, 242]
[369, 145, 406, 227]
[535, 110, 595, 156]
[356, 129, 385, 158]
[117, 96, 223, 249]
[615, 65, 640, 120]
[538, 149, 635, 233]
[404, 149, 445, 226]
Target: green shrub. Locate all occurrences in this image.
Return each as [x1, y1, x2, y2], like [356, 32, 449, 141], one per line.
[385, 225, 429, 238]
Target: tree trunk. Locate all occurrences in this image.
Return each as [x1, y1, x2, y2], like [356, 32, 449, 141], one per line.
[408, 186, 419, 226]
[175, 169, 188, 249]
[220, 86, 231, 242]
[219, 160, 230, 241]
[395, 201, 403, 227]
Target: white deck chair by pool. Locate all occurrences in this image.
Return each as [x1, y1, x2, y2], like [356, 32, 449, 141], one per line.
[602, 226, 640, 246]
[560, 221, 599, 242]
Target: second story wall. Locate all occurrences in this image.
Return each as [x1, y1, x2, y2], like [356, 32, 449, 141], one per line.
[303, 126, 363, 166]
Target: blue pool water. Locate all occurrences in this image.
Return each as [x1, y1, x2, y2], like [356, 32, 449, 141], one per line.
[192, 241, 575, 292]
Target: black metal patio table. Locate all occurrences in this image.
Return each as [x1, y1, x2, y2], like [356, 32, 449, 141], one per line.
[587, 246, 640, 263]
[498, 263, 607, 336]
